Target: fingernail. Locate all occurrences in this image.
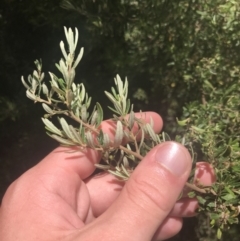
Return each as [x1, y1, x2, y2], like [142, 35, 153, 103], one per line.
[155, 142, 191, 177]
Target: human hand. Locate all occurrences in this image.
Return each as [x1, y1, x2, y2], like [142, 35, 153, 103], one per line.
[0, 112, 215, 241]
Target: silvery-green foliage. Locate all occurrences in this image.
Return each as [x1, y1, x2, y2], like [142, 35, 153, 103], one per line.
[21, 27, 165, 181]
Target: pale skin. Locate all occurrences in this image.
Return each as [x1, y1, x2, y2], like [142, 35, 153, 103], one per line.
[0, 112, 215, 241]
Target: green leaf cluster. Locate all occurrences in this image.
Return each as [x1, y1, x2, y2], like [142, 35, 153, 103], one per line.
[179, 78, 240, 237]
[61, 0, 240, 134]
[22, 27, 168, 182]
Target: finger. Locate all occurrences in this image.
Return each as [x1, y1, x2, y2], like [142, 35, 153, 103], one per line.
[153, 217, 183, 241]
[170, 198, 198, 217]
[170, 161, 216, 217]
[194, 162, 216, 185]
[85, 173, 124, 217]
[86, 176, 196, 241]
[87, 174, 199, 219]
[86, 162, 215, 219]
[182, 161, 216, 194]
[99, 111, 163, 143]
[87, 174, 199, 218]
[80, 142, 192, 241]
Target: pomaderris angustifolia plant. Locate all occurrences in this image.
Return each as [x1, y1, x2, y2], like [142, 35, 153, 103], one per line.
[22, 27, 240, 239]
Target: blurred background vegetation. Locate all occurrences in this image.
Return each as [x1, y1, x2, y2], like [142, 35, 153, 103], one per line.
[1, 0, 240, 240]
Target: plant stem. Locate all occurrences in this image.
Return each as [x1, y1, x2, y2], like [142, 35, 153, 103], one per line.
[185, 182, 207, 194]
[119, 145, 144, 160]
[68, 111, 99, 134]
[67, 111, 146, 161]
[185, 182, 217, 195]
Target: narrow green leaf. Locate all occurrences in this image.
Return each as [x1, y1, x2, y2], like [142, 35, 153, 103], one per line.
[126, 144, 135, 161]
[42, 103, 53, 114]
[222, 193, 236, 201]
[115, 75, 123, 95]
[59, 117, 75, 140]
[79, 83, 85, 102]
[105, 91, 117, 105]
[196, 10, 207, 16]
[55, 63, 61, 73]
[107, 106, 121, 115]
[85, 131, 95, 148]
[138, 129, 145, 151]
[31, 77, 38, 92]
[88, 105, 96, 123]
[96, 102, 103, 127]
[50, 134, 75, 146]
[26, 90, 36, 101]
[60, 41, 68, 60]
[59, 59, 69, 85]
[86, 96, 92, 108]
[177, 117, 190, 126]
[39, 72, 45, 82]
[42, 83, 49, 96]
[217, 228, 222, 239]
[33, 70, 39, 81]
[114, 121, 124, 146]
[67, 68, 75, 88]
[123, 78, 128, 96]
[72, 47, 84, 69]
[121, 96, 126, 115]
[66, 89, 74, 105]
[113, 102, 124, 115]
[108, 169, 128, 180]
[49, 72, 59, 88]
[42, 118, 62, 136]
[97, 129, 104, 145]
[155, 134, 161, 144]
[111, 87, 118, 99]
[52, 86, 65, 96]
[27, 74, 32, 85]
[90, 110, 98, 126]
[73, 27, 79, 50]
[123, 156, 129, 168]
[68, 125, 82, 144]
[21, 76, 30, 89]
[127, 107, 135, 129]
[102, 133, 110, 148]
[63, 26, 69, 45]
[197, 196, 207, 205]
[146, 123, 158, 142]
[125, 99, 131, 114]
[162, 132, 171, 141]
[95, 163, 111, 170]
[34, 59, 42, 72]
[204, 80, 215, 90]
[72, 82, 76, 91]
[187, 191, 196, 198]
[81, 105, 88, 122]
[191, 126, 205, 133]
[210, 219, 215, 226]
[79, 122, 86, 144]
[121, 164, 130, 177]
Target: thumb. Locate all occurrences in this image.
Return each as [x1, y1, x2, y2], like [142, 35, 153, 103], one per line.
[96, 141, 192, 241]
